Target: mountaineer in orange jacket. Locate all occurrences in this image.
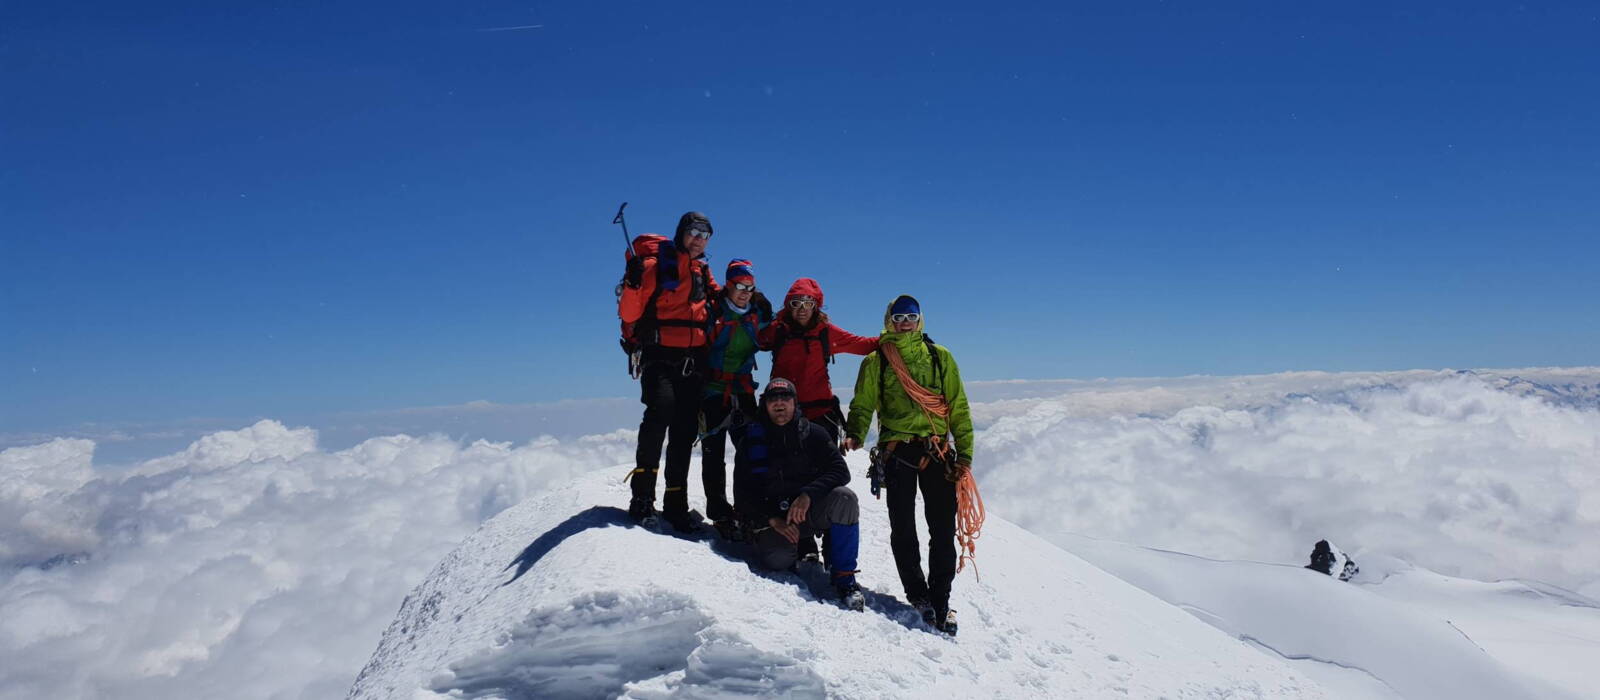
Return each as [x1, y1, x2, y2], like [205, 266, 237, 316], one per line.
[617, 211, 719, 529]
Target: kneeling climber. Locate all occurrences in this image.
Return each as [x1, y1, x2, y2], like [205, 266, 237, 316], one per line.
[733, 378, 865, 610]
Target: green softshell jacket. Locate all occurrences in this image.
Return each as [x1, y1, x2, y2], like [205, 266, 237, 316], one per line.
[844, 295, 975, 463]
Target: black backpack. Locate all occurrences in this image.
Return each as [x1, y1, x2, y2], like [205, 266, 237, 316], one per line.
[770, 322, 834, 364]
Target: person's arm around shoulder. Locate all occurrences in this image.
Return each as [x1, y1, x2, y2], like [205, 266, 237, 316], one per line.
[843, 353, 881, 451]
[752, 291, 775, 326]
[828, 322, 879, 355]
[698, 257, 721, 297]
[756, 316, 780, 350]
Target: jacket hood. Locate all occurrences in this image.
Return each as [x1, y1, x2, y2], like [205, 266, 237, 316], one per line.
[881, 294, 925, 335]
[674, 211, 713, 247]
[784, 278, 824, 307]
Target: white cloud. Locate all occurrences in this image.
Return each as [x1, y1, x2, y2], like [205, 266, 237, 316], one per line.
[0, 368, 1596, 698]
[0, 422, 635, 699]
[0, 438, 100, 565]
[978, 374, 1600, 592]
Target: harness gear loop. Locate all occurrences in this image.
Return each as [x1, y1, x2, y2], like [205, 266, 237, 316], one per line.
[880, 341, 984, 578]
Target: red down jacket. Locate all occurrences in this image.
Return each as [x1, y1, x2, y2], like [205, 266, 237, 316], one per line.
[758, 278, 878, 419]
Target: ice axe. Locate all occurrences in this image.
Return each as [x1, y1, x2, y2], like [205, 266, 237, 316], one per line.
[613, 202, 644, 378]
[614, 202, 632, 257]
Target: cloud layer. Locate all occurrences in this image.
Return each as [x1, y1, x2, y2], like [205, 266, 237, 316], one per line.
[1, 368, 1597, 698]
[978, 374, 1600, 594]
[0, 422, 634, 700]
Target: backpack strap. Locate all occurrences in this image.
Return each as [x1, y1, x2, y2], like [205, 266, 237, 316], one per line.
[820, 325, 834, 364]
[637, 252, 715, 345]
[633, 246, 680, 346]
[876, 345, 887, 407]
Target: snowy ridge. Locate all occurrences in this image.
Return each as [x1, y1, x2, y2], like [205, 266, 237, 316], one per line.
[348, 463, 1327, 699]
[1056, 536, 1593, 700]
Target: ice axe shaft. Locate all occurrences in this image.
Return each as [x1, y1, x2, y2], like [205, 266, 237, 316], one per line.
[613, 202, 632, 256]
[613, 201, 644, 379]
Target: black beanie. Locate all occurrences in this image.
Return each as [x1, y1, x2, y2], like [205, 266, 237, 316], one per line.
[675, 211, 713, 247]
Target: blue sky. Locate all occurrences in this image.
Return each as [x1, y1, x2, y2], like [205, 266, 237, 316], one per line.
[4, 1, 1597, 433]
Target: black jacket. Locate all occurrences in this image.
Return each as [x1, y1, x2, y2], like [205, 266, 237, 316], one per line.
[731, 414, 850, 523]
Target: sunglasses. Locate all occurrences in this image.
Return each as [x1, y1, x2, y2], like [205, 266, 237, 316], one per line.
[788, 298, 816, 310]
[684, 229, 711, 240]
[731, 282, 755, 292]
[890, 313, 921, 323]
[764, 390, 796, 401]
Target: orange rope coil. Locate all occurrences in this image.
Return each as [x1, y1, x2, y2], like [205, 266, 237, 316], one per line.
[882, 343, 986, 578]
[954, 474, 984, 577]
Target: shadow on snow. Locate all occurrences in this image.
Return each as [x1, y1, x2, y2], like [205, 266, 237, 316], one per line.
[500, 505, 926, 632]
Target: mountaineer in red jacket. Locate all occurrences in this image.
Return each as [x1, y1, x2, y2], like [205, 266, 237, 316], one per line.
[758, 278, 878, 442]
[617, 211, 719, 529]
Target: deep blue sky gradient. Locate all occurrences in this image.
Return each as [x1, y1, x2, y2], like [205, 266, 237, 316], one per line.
[4, 1, 1597, 432]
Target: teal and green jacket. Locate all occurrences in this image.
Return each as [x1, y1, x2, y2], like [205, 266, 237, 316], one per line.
[844, 295, 974, 463]
[705, 295, 772, 400]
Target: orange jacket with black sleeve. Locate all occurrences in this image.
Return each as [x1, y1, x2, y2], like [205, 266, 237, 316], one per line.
[619, 242, 719, 350]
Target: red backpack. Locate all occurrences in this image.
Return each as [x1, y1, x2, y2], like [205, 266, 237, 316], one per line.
[616, 234, 712, 371]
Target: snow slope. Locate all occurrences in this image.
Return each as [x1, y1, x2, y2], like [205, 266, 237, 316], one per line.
[1059, 535, 1596, 700]
[348, 462, 1328, 699]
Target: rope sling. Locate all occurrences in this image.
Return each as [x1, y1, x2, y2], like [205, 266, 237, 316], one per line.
[880, 342, 986, 578]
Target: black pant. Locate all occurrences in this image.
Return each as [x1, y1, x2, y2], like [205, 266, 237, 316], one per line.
[884, 446, 958, 609]
[634, 352, 705, 512]
[699, 392, 755, 521]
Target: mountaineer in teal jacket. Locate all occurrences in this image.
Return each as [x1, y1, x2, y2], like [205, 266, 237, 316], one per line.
[698, 258, 773, 537]
[843, 294, 973, 635]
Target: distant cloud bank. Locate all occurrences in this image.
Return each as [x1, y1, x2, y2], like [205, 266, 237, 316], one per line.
[0, 367, 1596, 697]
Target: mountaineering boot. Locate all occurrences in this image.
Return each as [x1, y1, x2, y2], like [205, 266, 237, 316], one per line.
[837, 582, 866, 612]
[662, 508, 703, 533]
[661, 490, 699, 533]
[934, 606, 958, 637]
[705, 498, 735, 523]
[909, 597, 935, 626]
[711, 517, 745, 542]
[628, 498, 658, 528]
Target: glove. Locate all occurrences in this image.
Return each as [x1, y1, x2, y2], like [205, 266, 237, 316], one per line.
[624, 256, 646, 288]
[946, 458, 971, 483]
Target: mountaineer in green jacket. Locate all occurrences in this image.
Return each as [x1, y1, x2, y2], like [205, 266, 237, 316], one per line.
[843, 294, 974, 635]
